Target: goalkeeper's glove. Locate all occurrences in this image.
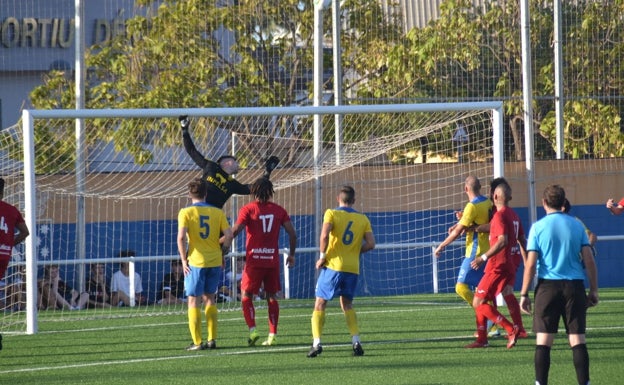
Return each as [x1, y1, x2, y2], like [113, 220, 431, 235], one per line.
[264, 156, 280, 176]
[178, 115, 190, 132]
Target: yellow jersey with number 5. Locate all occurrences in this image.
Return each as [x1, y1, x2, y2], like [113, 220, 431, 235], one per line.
[178, 202, 230, 268]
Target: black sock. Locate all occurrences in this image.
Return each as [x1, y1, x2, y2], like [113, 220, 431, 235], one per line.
[572, 343, 590, 385]
[535, 345, 551, 385]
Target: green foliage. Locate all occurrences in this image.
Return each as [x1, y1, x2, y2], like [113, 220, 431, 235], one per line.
[540, 100, 624, 158]
[26, 0, 624, 169]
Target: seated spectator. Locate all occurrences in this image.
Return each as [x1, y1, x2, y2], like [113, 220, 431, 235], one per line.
[223, 258, 244, 301]
[38, 264, 88, 310]
[85, 263, 112, 308]
[110, 250, 147, 307]
[217, 268, 233, 303]
[157, 259, 186, 305]
[6, 266, 26, 312]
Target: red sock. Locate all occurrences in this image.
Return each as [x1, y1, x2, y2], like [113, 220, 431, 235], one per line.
[267, 298, 279, 334]
[504, 293, 524, 330]
[476, 303, 514, 334]
[474, 307, 488, 342]
[242, 296, 256, 329]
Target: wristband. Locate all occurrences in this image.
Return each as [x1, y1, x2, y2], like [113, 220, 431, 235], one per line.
[480, 254, 488, 262]
[319, 252, 326, 260]
[521, 293, 529, 298]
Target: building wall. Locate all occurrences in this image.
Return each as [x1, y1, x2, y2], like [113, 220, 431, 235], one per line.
[0, 0, 152, 126]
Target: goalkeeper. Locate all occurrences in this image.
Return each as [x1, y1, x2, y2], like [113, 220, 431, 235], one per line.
[179, 115, 280, 208]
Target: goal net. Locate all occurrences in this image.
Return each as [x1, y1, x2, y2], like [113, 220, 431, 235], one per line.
[1, 102, 502, 334]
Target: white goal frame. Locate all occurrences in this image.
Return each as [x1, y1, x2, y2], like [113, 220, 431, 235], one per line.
[21, 102, 504, 334]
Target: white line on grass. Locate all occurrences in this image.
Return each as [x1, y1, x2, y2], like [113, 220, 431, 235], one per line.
[3, 302, 622, 375]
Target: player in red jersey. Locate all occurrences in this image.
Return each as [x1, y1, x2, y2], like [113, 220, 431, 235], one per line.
[474, 177, 528, 339]
[0, 177, 30, 350]
[466, 183, 522, 349]
[606, 196, 624, 215]
[0, 177, 29, 285]
[231, 177, 297, 347]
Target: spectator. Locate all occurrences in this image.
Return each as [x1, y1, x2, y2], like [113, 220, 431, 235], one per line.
[110, 250, 147, 307]
[85, 263, 112, 308]
[6, 266, 26, 312]
[38, 264, 88, 310]
[157, 259, 186, 305]
[223, 258, 245, 301]
[217, 268, 233, 303]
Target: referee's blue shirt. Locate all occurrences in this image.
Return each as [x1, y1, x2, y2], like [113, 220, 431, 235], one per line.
[527, 212, 590, 280]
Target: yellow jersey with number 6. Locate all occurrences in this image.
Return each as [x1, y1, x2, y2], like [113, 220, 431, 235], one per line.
[323, 207, 373, 274]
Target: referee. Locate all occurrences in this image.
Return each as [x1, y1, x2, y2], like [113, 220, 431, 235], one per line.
[520, 185, 598, 385]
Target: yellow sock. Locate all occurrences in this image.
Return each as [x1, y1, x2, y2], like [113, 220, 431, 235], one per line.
[455, 283, 474, 306]
[344, 309, 359, 336]
[205, 305, 218, 341]
[311, 310, 325, 339]
[188, 307, 202, 345]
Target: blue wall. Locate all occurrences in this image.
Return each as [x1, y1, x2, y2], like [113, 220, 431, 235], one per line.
[37, 204, 623, 301]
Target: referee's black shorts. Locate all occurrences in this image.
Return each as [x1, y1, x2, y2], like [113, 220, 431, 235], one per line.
[533, 278, 587, 334]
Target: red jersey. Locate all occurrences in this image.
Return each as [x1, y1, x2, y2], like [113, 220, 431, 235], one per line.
[236, 201, 291, 268]
[0, 200, 25, 258]
[487, 205, 522, 274]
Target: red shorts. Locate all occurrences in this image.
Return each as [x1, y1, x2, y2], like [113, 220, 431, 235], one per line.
[475, 270, 511, 302]
[241, 265, 281, 295]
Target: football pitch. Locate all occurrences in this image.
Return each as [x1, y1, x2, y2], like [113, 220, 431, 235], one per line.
[1, 289, 623, 385]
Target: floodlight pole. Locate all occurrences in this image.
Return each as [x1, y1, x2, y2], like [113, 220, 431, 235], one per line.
[75, 0, 87, 292]
[332, 0, 344, 165]
[554, 0, 565, 158]
[313, 2, 326, 255]
[520, 0, 537, 226]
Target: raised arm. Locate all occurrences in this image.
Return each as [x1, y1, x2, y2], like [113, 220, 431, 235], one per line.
[433, 222, 466, 257]
[179, 116, 209, 169]
[263, 156, 280, 179]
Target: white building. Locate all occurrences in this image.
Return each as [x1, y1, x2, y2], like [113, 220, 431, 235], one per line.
[1, 0, 456, 129]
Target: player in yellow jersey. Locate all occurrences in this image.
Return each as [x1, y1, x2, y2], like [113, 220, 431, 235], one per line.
[434, 175, 492, 308]
[307, 186, 375, 358]
[177, 178, 233, 351]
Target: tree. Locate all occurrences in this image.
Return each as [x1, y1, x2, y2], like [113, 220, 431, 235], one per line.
[538, 1, 624, 158]
[381, 0, 624, 160]
[25, 0, 406, 172]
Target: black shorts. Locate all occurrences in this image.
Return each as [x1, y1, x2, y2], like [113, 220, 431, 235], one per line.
[533, 279, 587, 334]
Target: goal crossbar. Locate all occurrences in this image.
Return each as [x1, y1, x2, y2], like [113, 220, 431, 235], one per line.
[19, 102, 503, 334]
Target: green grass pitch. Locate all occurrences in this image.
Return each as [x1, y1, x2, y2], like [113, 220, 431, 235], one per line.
[1, 289, 623, 385]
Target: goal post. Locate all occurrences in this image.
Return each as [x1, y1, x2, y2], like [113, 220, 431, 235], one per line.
[13, 102, 503, 334]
